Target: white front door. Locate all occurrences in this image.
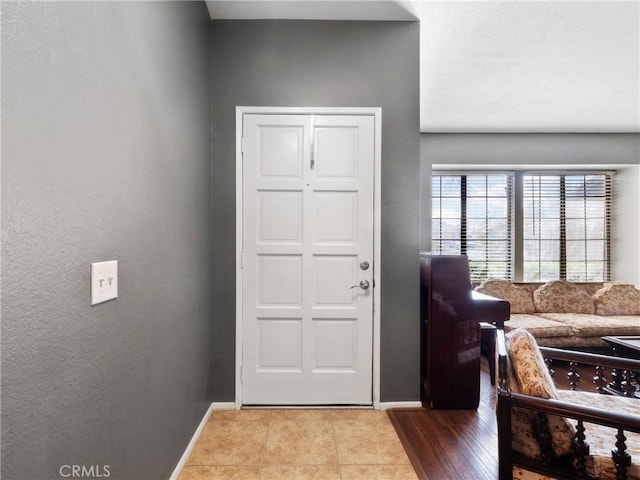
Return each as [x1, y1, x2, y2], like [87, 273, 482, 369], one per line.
[241, 113, 376, 405]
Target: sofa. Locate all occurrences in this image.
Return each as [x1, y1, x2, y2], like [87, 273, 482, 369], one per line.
[496, 326, 640, 480]
[475, 279, 640, 348]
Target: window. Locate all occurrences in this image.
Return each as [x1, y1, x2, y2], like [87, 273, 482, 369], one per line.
[523, 173, 611, 282]
[432, 173, 513, 283]
[431, 171, 613, 283]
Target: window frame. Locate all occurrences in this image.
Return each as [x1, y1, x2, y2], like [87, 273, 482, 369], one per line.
[431, 171, 514, 283]
[431, 169, 614, 283]
[520, 170, 613, 282]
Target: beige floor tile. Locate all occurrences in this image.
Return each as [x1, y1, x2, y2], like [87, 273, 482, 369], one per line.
[330, 409, 391, 423]
[333, 420, 411, 465]
[259, 465, 341, 480]
[180, 408, 418, 480]
[211, 409, 272, 422]
[270, 409, 333, 422]
[340, 464, 419, 480]
[263, 420, 338, 465]
[178, 465, 260, 480]
[186, 421, 268, 465]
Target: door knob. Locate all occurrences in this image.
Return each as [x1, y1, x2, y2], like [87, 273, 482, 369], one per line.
[350, 280, 370, 290]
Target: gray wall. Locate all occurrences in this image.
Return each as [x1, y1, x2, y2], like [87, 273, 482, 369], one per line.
[421, 133, 640, 166]
[1, 2, 211, 479]
[420, 133, 640, 282]
[210, 20, 421, 402]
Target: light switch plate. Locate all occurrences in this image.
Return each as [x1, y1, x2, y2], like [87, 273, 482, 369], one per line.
[91, 260, 118, 305]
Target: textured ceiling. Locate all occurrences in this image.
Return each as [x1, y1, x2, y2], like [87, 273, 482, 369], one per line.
[206, 0, 640, 133]
[416, 1, 639, 132]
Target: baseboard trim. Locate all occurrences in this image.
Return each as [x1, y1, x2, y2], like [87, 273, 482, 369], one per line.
[379, 401, 423, 410]
[169, 403, 215, 480]
[210, 402, 237, 411]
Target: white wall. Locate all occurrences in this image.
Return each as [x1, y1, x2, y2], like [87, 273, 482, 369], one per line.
[613, 165, 640, 285]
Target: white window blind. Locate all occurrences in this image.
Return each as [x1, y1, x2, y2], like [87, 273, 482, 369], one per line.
[523, 173, 612, 282]
[432, 173, 513, 283]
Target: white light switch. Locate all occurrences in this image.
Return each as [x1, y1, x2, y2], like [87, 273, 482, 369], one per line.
[91, 260, 118, 305]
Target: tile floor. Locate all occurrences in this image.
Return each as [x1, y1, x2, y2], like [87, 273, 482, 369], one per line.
[178, 409, 418, 480]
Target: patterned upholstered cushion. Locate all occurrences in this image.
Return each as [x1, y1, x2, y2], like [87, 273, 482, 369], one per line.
[593, 283, 640, 316]
[537, 313, 640, 337]
[509, 391, 640, 480]
[557, 390, 640, 480]
[504, 335, 545, 459]
[512, 467, 559, 480]
[529, 336, 610, 348]
[507, 328, 559, 398]
[533, 281, 595, 314]
[475, 279, 536, 314]
[504, 314, 573, 338]
[507, 329, 575, 457]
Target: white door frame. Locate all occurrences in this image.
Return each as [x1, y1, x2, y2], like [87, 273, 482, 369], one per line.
[235, 106, 382, 409]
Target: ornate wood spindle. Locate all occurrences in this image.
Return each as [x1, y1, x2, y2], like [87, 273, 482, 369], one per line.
[620, 370, 636, 398]
[568, 361, 580, 391]
[572, 419, 589, 477]
[611, 368, 623, 392]
[545, 357, 555, 377]
[593, 364, 606, 393]
[632, 370, 640, 395]
[612, 428, 631, 480]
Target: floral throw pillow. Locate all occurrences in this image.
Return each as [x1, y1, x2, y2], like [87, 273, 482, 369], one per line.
[506, 328, 575, 457]
[533, 280, 594, 314]
[505, 336, 546, 459]
[475, 279, 535, 314]
[593, 282, 640, 316]
[507, 328, 558, 398]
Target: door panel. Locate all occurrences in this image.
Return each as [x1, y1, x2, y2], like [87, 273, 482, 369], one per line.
[257, 319, 302, 371]
[258, 190, 303, 243]
[313, 191, 358, 243]
[312, 319, 357, 369]
[242, 113, 374, 405]
[259, 125, 304, 178]
[257, 255, 302, 306]
[312, 255, 358, 306]
[315, 127, 358, 178]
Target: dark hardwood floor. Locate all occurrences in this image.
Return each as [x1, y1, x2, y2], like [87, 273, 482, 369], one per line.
[388, 358, 499, 480]
[388, 356, 593, 480]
